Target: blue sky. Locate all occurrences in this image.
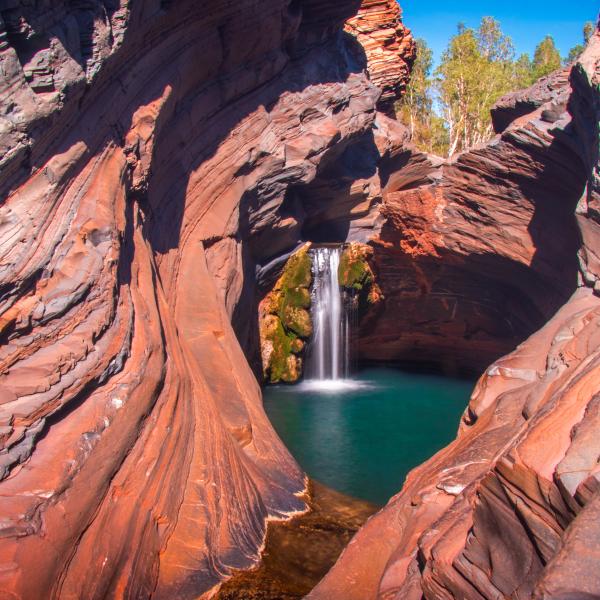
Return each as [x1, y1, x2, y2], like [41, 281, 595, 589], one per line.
[399, 0, 599, 65]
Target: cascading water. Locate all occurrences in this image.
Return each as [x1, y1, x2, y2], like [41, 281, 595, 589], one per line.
[305, 246, 350, 383]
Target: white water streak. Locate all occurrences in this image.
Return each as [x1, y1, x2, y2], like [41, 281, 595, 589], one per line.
[307, 246, 348, 382]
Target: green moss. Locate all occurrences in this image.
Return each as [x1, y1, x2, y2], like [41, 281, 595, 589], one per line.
[281, 250, 312, 289]
[267, 318, 295, 383]
[338, 244, 373, 292]
[338, 243, 383, 316]
[282, 305, 312, 338]
[260, 245, 314, 383]
[285, 287, 311, 309]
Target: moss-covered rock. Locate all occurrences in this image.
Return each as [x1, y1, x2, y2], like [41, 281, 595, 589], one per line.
[338, 243, 373, 291]
[259, 244, 313, 383]
[338, 242, 383, 311]
[282, 305, 312, 337]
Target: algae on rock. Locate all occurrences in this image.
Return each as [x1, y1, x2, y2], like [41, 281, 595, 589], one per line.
[259, 244, 313, 383]
[338, 242, 383, 310]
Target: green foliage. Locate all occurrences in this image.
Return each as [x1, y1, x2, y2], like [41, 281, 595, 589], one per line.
[395, 38, 449, 156]
[532, 35, 562, 80]
[397, 18, 588, 158]
[435, 18, 517, 156]
[514, 53, 533, 89]
[566, 21, 595, 64]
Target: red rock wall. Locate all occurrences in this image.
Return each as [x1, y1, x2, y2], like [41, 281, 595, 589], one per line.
[0, 1, 387, 598]
[361, 75, 584, 373]
[308, 28, 600, 600]
[344, 0, 415, 115]
[1, 0, 599, 597]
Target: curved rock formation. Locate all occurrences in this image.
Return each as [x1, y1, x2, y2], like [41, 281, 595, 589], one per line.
[0, 0, 390, 597]
[1, 0, 599, 597]
[309, 28, 600, 600]
[361, 74, 583, 374]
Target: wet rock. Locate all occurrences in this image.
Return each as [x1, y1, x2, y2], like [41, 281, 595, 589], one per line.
[259, 244, 312, 383]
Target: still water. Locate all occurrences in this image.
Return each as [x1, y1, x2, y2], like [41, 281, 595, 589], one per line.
[263, 367, 474, 505]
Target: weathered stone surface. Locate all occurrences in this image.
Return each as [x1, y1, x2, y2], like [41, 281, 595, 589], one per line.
[309, 26, 600, 600]
[259, 244, 312, 383]
[1, 0, 600, 597]
[344, 0, 415, 115]
[361, 102, 585, 373]
[0, 0, 387, 597]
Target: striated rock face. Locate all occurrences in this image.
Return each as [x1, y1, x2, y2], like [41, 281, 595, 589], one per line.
[344, 0, 415, 116]
[361, 95, 584, 374]
[311, 288, 600, 599]
[1, 0, 599, 597]
[309, 29, 600, 600]
[0, 0, 394, 597]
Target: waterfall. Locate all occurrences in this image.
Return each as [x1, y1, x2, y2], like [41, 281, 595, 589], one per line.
[306, 246, 349, 381]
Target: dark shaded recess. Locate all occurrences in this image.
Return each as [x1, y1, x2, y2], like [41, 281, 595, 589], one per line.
[214, 40, 373, 374]
[1, 25, 52, 68]
[300, 128, 379, 242]
[492, 99, 544, 134]
[235, 124, 380, 375]
[360, 248, 555, 378]
[519, 125, 585, 297]
[0, 0, 373, 395]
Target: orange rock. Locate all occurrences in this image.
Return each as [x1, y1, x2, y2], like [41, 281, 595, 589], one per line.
[345, 0, 416, 115]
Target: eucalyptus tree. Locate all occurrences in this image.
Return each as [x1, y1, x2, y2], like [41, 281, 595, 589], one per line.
[531, 35, 562, 79]
[566, 21, 595, 64]
[395, 38, 448, 156]
[436, 18, 515, 156]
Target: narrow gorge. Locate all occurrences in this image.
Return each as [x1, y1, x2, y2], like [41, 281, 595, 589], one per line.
[0, 0, 599, 598]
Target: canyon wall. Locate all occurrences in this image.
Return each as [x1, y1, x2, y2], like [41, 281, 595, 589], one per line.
[309, 28, 600, 600]
[1, 0, 599, 598]
[344, 0, 415, 115]
[0, 0, 403, 597]
[360, 65, 584, 375]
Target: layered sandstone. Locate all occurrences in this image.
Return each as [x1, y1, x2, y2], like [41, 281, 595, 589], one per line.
[360, 72, 583, 374]
[344, 0, 415, 115]
[309, 28, 600, 600]
[1, 0, 599, 597]
[0, 0, 388, 597]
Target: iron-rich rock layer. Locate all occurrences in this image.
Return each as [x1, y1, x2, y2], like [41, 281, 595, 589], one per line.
[309, 29, 600, 600]
[344, 0, 415, 116]
[1, 0, 600, 598]
[0, 0, 400, 597]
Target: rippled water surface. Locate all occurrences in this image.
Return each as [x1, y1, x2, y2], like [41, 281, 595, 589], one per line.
[263, 367, 474, 504]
